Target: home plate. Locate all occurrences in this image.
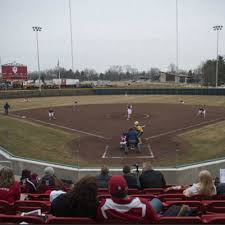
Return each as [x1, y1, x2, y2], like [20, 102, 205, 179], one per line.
[101, 144, 154, 159]
[21, 116, 26, 119]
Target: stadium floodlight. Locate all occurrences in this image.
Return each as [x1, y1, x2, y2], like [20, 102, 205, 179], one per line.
[213, 25, 223, 88]
[176, 0, 179, 75]
[32, 26, 42, 91]
[69, 0, 74, 72]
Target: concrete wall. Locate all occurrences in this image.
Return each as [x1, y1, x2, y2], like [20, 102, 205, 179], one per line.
[1, 147, 225, 185]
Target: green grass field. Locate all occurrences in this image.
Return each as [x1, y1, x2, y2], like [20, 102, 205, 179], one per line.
[0, 95, 225, 167]
[0, 115, 81, 165]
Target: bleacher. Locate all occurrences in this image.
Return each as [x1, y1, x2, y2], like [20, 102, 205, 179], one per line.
[1, 187, 225, 224]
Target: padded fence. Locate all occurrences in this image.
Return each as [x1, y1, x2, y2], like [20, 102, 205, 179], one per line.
[95, 88, 225, 96]
[0, 88, 95, 99]
[1, 87, 225, 99]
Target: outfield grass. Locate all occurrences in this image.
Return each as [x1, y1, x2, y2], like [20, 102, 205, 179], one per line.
[1, 95, 225, 113]
[0, 115, 81, 165]
[177, 121, 225, 165]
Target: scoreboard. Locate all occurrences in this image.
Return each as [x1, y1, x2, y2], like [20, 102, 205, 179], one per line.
[2, 62, 28, 81]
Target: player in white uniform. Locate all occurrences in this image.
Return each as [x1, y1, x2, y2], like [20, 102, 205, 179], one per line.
[127, 104, 133, 120]
[48, 108, 56, 120]
[197, 106, 206, 118]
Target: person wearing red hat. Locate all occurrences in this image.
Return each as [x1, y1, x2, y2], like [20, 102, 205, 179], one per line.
[97, 175, 161, 223]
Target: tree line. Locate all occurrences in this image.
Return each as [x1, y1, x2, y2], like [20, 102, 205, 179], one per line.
[28, 55, 225, 86]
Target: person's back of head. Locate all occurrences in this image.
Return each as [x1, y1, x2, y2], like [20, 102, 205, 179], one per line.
[123, 165, 131, 175]
[21, 169, 31, 181]
[66, 175, 97, 217]
[101, 166, 109, 176]
[198, 170, 214, 196]
[142, 162, 152, 172]
[108, 175, 128, 198]
[44, 167, 55, 176]
[0, 167, 14, 188]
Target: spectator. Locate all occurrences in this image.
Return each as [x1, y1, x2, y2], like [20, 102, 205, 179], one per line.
[97, 175, 192, 222]
[0, 167, 20, 203]
[123, 165, 140, 189]
[50, 190, 66, 202]
[95, 166, 111, 188]
[214, 177, 225, 195]
[97, 175, 160, 222]
[20, 169, 37, 193]
[183, 170, 216, 197]
[139, 162, 166, 189]
[51, 176, 98, 218]
[37, 167, 64, 193]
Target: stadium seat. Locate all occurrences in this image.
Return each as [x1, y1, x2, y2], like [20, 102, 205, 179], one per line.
[0, 200, 15, 214]
[163, 201, 203, 215]
[97, 188, 109, 195]
[98, 217, 149, 224]
[27, 193, 50, 201]
[97, 194, 111, 201]
[14, 200, 50, 213]
[158, 194, 186, 201]
[158, 216, 202, 224]
[0, 214, 44, 224]
[127, 189, 141, 195]
[213, 195, 225, 200]
[203, 200, 225, 213]
[47, 216, 96, 224]
[165, 184, 178, 188]
[164, 188, 184, 194]
[188, 194, 214, 201]
[202, 214, 225, 224]
[143, 188, 164, 195]
[130, 194, 156, 200]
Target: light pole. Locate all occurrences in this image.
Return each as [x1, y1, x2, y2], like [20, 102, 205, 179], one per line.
[176, 0, 179, 75]
[69, 0, 74, 72]
[213, 25, 223, 88]
[32, 26, 42, 91]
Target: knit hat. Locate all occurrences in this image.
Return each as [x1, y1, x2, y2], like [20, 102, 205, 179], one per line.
[50, 190, 66, 202]
[44, 167, 54, 176]
[108, 175, 128, 196]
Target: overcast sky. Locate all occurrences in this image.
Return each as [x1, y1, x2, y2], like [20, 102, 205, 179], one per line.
[0, 0, 224, 72]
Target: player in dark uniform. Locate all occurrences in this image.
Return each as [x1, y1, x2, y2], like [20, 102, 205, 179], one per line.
[4, 102, 10, 115]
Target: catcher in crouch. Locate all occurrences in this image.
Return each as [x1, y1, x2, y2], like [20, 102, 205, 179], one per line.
[134, 121, 145, 144]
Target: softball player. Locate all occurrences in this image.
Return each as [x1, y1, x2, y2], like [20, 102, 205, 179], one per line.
[197, 106, 206, 118]
[127, 104, 133, 120]
[134, 121, 145, 144]
[48, 108, 56, 120]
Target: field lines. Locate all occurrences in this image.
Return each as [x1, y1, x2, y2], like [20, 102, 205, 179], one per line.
[145, 117, 225, 140]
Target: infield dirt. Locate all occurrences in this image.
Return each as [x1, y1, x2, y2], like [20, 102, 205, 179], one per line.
[12, 103, 225, 167]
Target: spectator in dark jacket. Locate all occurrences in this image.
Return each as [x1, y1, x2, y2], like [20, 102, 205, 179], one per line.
[95, 166, 111, 188]
[139, 162, 166, 189]
[123, 165, 140, 189]
[217, 183, 225, 195]
[20, 169, 37, 193]
[51, 176, 98, 218]
[37, 167, 64, 193]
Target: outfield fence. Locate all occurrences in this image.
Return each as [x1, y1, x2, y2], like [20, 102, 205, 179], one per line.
[1, 87, 225, 99]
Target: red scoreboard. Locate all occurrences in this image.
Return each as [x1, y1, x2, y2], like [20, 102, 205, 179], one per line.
[2, 62, 28, 81]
